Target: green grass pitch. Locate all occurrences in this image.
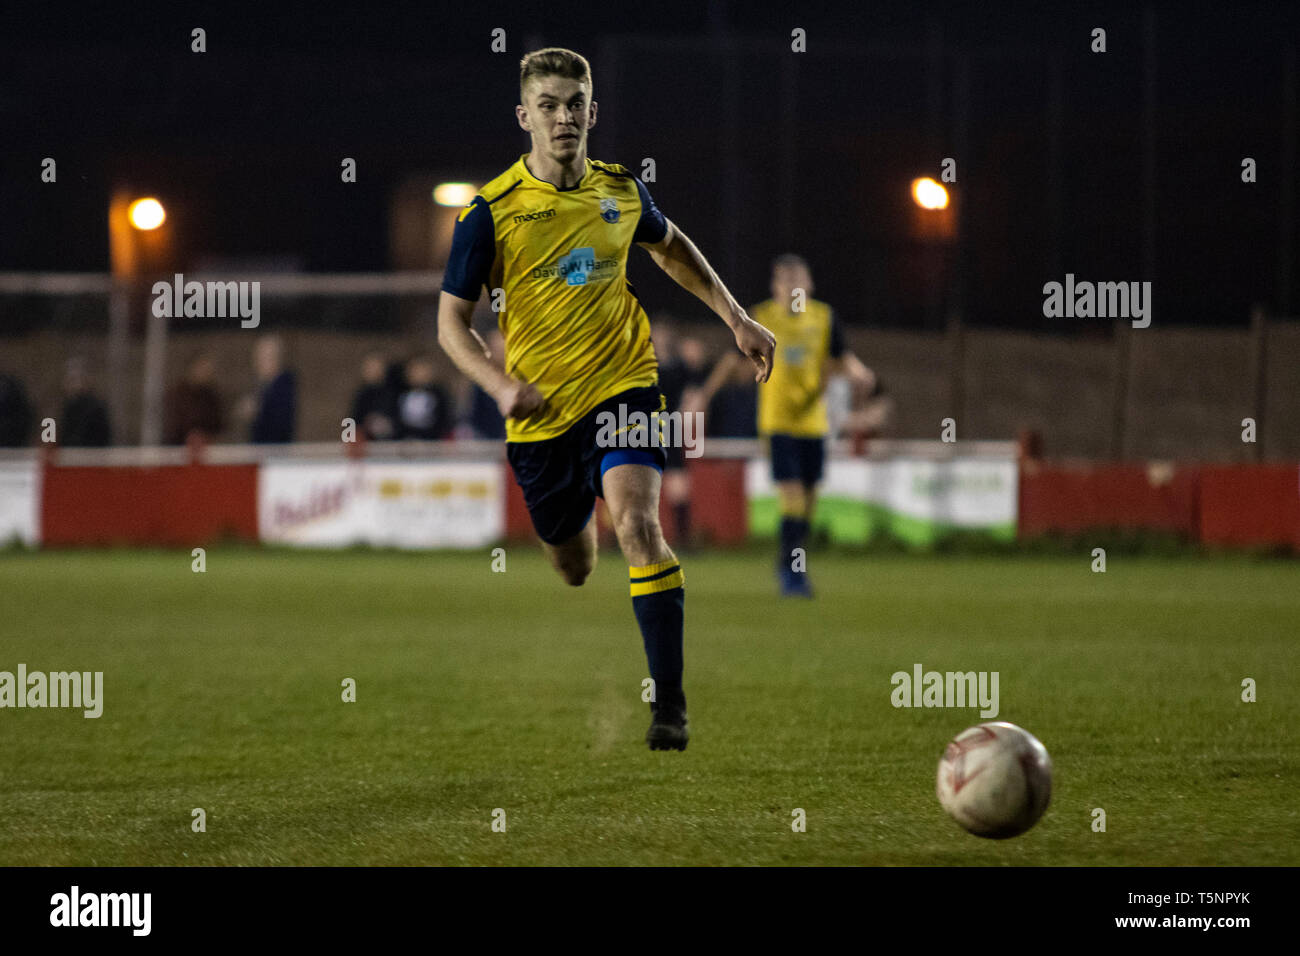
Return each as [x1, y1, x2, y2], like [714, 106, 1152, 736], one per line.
[1, 547, 1296, 866]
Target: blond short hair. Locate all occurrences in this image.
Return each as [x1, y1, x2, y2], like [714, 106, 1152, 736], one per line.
[519, 47, 592, 100]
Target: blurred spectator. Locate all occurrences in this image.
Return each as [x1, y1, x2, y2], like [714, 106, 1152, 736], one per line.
[699, 356, 758, 438]
[250, 335, 297, 444]
[164, 352, 224, 446]
[397, 355, 451, 440]
[0, 372, 34, 447]
[655, 326, 710, 418]
[653, 321, 712, 544]
[383, 358, 408, 399]
[465, 328, 506, 439]
[58, 356, 112, 447]
[349, 352, 399, 440]
[682, 325, 761, 438]
[839, 375, 894, 443]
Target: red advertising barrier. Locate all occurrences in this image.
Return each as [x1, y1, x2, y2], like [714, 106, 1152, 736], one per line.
[41, 464, 259, 546]
[503, 468, 534, 542]
[1200, 464, 1300, 550]
[1019, 460, 1299, 553]
[1018, 462, 1200, 538]
[683, 458, 748, 545]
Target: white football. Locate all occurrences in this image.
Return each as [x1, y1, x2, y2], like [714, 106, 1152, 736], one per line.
[936, 721, 1052, 838]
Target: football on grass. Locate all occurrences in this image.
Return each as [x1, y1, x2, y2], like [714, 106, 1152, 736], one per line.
[936, 721, 1052, 838]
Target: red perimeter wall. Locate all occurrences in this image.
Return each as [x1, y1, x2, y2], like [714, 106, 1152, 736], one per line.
[41, 464, 259, 546]
[33, 458, 1299, 553]
[1019, 461, 1298, 552]
[1018, 462, 1200, 537]
[1199, 464, 1300, 549]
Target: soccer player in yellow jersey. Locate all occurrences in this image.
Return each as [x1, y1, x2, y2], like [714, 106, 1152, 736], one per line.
[437, 48, 775, 750]
[697, 254, 875, 597]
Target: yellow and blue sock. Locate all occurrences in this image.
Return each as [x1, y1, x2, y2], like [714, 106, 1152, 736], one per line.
[629, 559, 686, 711]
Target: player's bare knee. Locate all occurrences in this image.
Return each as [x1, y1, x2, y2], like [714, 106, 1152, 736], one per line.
[614, 509, 663, 559]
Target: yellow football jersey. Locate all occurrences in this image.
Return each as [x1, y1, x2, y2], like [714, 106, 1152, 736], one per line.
[442, 155, 668, 442]
[752, 298, 844, 437]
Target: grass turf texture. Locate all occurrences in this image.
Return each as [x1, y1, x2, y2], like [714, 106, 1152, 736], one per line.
[1, 548, 1296, 866]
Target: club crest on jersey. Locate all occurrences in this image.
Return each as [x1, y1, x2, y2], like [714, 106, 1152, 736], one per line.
[599, 197, 620, 223]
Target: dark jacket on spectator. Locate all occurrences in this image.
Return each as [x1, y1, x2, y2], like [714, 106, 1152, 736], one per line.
[164, 382, 223, 446]
[60, 392, 112, 447]
[468, 385, 505, 440]
[397, 384, 451, 440]
[252, 371, 296, 444]
[350, 381, 400, 441]
[0, 373, 33, 447]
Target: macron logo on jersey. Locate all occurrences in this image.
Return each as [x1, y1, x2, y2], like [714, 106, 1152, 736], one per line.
[513, 208, 556, 225]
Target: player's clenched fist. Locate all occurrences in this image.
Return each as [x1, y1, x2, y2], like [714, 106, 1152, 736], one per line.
[733, 313, 777, 383]
[497, 378, 545, 420]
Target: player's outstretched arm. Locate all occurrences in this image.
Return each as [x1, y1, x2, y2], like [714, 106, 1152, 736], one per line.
[436, 291, 544, 421]
[641, 220, 776, 382]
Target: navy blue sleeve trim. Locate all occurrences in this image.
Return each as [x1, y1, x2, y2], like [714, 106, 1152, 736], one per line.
[828, 308, 846, 359]
[632, 178, 669, 245]
[441, 197, 496, 301]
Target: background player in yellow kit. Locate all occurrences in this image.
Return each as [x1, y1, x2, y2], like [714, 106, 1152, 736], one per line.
[695, 254, 874, 596]
[437, 48, 775, 750]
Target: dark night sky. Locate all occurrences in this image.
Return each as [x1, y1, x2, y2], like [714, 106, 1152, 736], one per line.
[2, 0, 1297, 329]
